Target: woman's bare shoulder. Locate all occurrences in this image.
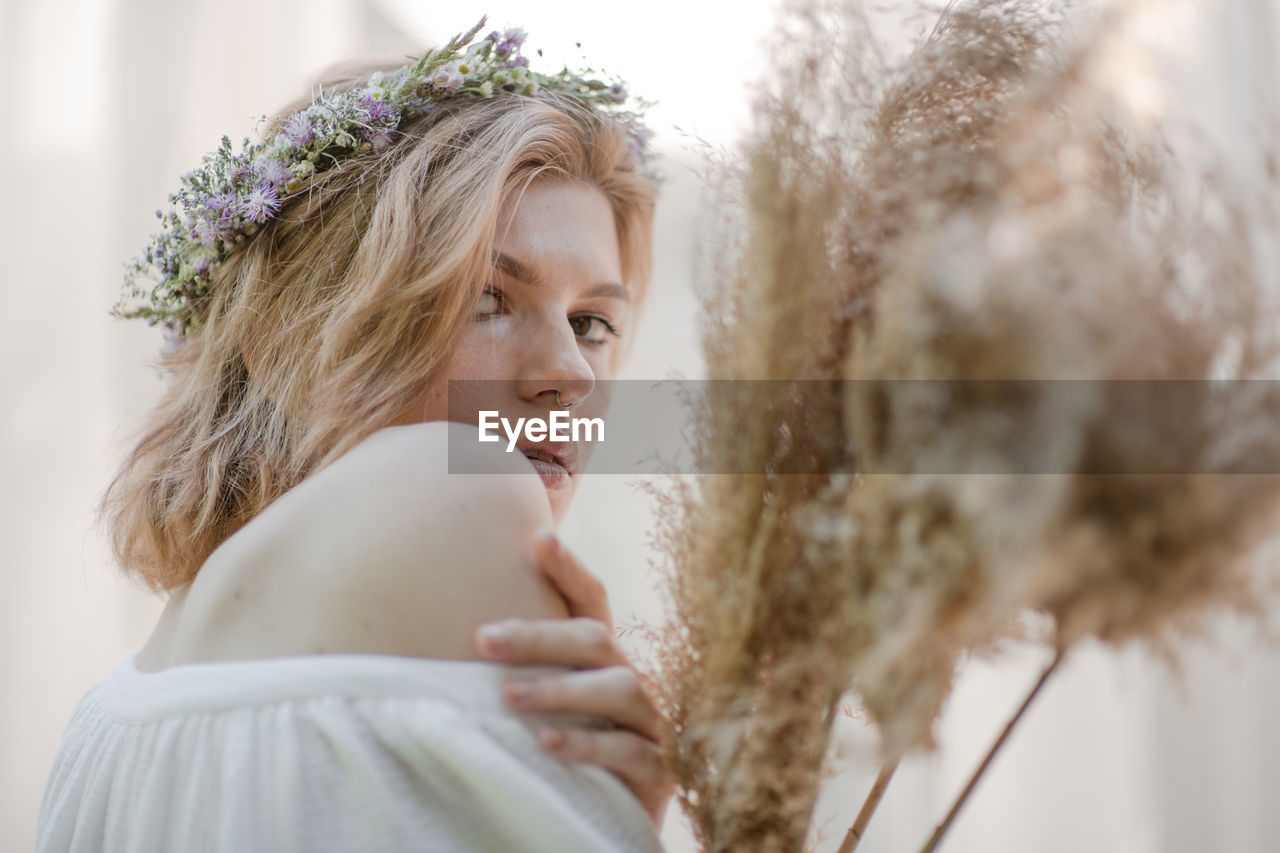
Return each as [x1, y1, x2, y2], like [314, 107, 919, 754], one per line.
[180, 420, 569, 665]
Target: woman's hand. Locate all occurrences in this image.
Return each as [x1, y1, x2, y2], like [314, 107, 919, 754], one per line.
[474, 528, 675, 829]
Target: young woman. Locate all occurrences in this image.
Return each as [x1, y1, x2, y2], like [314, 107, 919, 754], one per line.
[36, 21, 672, 853]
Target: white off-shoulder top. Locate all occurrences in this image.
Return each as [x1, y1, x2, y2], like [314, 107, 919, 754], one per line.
[36, 649, 664, 853]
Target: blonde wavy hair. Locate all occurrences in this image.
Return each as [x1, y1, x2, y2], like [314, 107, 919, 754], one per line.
[101, 55, 657, 594]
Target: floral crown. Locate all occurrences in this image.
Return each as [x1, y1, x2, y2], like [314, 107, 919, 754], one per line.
[114, 17, 657, 341]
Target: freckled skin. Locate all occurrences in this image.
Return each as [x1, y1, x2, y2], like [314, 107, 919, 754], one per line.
[386, 178, 627, 526]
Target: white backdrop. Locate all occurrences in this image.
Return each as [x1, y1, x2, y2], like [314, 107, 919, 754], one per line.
[3, 1, 1280, 851]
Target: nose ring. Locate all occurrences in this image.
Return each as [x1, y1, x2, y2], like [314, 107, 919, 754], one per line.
[554, 390, 577, 409]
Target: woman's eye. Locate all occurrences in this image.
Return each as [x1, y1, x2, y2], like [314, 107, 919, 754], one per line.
[476, 286, 619, 345]
[475, 287, 503, 316]
[570, 315, 622, 346]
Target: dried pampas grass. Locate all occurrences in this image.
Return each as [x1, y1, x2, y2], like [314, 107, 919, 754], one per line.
[646, 0, 1280, 850]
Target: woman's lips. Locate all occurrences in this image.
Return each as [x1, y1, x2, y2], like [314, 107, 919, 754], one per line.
[525, 455, 571, 490]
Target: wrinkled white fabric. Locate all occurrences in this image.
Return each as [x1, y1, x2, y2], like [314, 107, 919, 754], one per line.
[36, 649, 665, 853]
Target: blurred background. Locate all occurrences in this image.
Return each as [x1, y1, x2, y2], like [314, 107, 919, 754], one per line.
[3, 1, 1280, 851]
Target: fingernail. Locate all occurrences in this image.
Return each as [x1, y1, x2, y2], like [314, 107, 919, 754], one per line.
[477, 624, 510, 654]
[540, 729, 565, 750]
[535, 526, 556, 543]
[503, 681, 532, 707]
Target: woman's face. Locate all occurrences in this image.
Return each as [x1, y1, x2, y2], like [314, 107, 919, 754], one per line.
[391, 177, 628, 524]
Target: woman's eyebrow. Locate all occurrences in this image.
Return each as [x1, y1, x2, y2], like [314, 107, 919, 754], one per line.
[492, 251, 630, 303]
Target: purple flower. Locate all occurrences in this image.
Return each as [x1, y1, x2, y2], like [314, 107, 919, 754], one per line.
[609, 83, 627, 102]
[628, 128, 655, 161]
[360, 94, 397, 123]
[192, 217, 226, 247]
[284, 112, 316, 147]
[205, 189, 239, 219]
[239, 181, 280, 224]
[253, 157, 293, 190]
[505, 55, 529, 69]
[501, 27, 527, 49]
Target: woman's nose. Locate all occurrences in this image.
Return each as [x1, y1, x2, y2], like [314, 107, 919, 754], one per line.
[514, 317, 596, 407]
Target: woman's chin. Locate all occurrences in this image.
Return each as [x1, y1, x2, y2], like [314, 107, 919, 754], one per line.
[544, 473, 578, 522]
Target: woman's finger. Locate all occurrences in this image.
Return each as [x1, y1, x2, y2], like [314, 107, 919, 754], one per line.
[531, 528, 612, 625]
[503, 665, 663, 742]
[476, 616, 626, 669]
[538, 727, 671, 820]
